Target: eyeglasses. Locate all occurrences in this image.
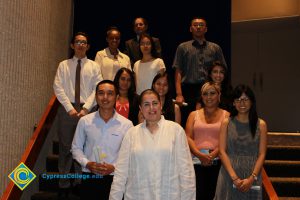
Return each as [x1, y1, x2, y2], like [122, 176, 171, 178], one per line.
[140, 42, 151, 46]
[234, 97, 250, 103]
[74, 40, 87, 46]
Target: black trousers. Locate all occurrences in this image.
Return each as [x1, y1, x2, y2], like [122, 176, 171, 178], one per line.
[80, 173, 113, 200]
[194, 161, 221, 200]
[181, 83, 203, 127]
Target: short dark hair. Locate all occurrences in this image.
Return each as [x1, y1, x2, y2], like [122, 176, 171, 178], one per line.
[106, 26, 120, 37]
[95, 80, 118, 96]
[139, 89, 160, 106]
[190, 17, 207, 26]
[71, 32, 90, 44]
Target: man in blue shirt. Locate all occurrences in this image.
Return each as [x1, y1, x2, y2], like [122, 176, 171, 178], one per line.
[71, 80, 133, 200]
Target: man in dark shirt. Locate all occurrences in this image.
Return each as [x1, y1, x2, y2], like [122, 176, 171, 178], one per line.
[173, 17, 227, 126]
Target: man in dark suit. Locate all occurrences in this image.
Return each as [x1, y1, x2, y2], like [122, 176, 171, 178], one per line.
[124, 17, 162, 67]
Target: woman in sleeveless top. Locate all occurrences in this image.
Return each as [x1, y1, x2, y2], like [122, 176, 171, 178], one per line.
[214, 84, 267, 200]
[185, 82, 230, 200]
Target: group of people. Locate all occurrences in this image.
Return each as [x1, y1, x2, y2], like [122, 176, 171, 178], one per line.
[53, 16, 268, 200]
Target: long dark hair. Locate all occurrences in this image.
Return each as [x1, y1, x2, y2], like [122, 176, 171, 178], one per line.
[231, 84, 258, 138]
[113, 68, 139, 125]
[208, 61, 233, 111]
[151, 71, 175, 121]
[138, 33, 159, 58]
[114, 67, 136, 97]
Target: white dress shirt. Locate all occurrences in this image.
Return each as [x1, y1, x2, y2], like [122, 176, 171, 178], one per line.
[109, 116, 196, 200]
[133, 58, 165, 95]
[71, 110, 133, 173]
[53, 56, 103, 112]
[95, 48, 131, 80]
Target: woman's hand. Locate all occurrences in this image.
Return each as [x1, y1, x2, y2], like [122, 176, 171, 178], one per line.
[198, 154, 212, 166]
[238, 177, 254, 192]
[233, 178, 242, 189]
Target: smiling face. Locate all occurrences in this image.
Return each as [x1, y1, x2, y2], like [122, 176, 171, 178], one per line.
[96, 83, 117, 111]
[210, 65, 225, 85]
[118, 71, 131, 92]
[139, 92, 162, 123]
[201, 84, 220, 108]
[106, 30, 120, 51]
[153, 76, 168, 97]
[233, 93, 252, 114]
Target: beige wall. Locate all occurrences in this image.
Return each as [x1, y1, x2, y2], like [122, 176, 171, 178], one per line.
[0, 0, 73, 195]
[232, 0, 300, 21]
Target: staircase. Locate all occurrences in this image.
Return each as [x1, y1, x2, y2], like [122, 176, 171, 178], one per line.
[264, 132, 300, 200]
[31, 140, 80, 200]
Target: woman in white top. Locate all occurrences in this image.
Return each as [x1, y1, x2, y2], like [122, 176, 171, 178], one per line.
[109, 89, 196, 200]
[95, 27, 131, 80]
[133, 33, 165, 94]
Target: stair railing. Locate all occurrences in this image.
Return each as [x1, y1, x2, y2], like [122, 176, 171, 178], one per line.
[262, 167, 279, 200]
[1, 95, 59, 200]
[1, 95, 280, 200]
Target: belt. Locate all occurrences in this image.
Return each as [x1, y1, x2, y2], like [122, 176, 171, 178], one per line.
[71, 103, 84, 106]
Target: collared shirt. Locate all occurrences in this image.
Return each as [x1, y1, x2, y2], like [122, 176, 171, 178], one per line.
[94, 48, 131, 80]
[53, 56, 103, 112]
[172, 40, 227, 84]
[109, 116, 196, 200]
[71, 110, 133, 173]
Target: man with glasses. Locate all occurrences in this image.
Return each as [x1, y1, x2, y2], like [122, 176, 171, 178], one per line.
[173, 17, 227, 127]
[124, 17, 162, 67]
[53, 32, 103, 197]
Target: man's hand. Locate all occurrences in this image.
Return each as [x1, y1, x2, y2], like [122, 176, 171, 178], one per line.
[68, 109, 79, 117]
[86, 162, 115, 175]
[175, 95, 185, 106]
[77, 108, 89, 118]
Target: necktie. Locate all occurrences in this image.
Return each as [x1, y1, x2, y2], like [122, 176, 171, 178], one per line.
[75, 59, 81, 112]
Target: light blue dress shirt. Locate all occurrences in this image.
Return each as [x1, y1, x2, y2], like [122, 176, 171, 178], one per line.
[71, 110, 133, 173]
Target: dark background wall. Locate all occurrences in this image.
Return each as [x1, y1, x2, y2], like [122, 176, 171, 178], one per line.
[73, 0, 231, 78]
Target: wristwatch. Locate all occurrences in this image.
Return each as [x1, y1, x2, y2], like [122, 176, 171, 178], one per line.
[251, 173, 258, 181]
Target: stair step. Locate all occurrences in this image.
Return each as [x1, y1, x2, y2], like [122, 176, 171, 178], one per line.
[264, 160, 300, 177]
[38, 172, 59, 192]
[46, 154, 59, 172]
[268, 132, 300, 146]
[270, 177, 300, 197]
[31, 191, 80, 200]
[266, 145, 300, 161]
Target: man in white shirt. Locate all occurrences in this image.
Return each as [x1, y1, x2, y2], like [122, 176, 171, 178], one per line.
[72, 80, 133, 200]
[53, 32, 103, 196]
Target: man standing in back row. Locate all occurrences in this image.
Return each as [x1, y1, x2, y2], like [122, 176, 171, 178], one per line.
[124, 17, 162, 67]
[173, 17, 227, 127]
[53, 32, 103, 197]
